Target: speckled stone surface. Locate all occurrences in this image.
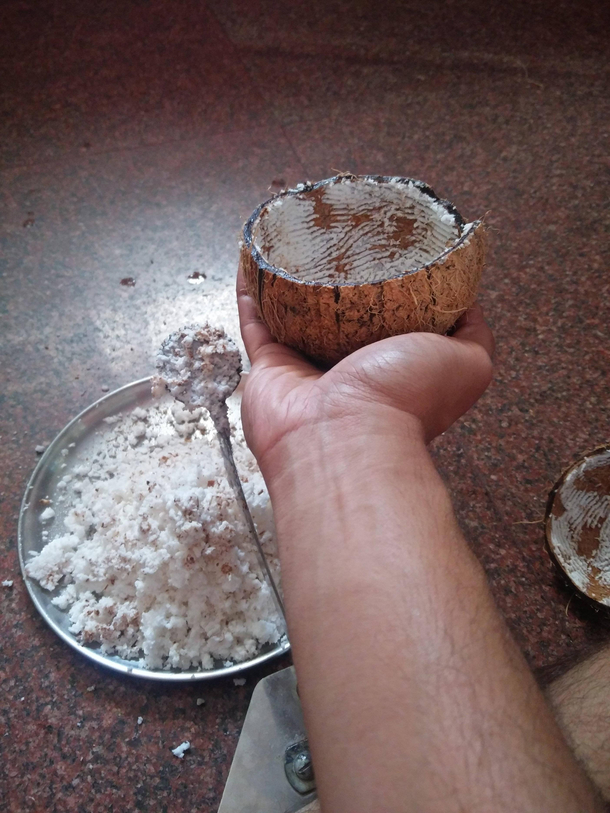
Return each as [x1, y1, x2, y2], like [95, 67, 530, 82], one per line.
[1, 0, 609, 810]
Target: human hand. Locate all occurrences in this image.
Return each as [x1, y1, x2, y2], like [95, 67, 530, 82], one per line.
[237, 268, 494, 474]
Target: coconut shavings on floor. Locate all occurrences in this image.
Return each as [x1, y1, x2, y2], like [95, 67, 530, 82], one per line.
[172, 741, 191, 758]
[25, 394, 283, 670]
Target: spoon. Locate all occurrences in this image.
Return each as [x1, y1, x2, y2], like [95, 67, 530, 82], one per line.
[154, 324, 286, 623]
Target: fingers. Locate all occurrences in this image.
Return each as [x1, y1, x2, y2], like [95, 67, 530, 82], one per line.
[236, 265, 277, 363]
[376, 331, 492, 442]
[236, 265, 320, 375]
[452, 303, 495, 359]
[339, 323, 493, 443]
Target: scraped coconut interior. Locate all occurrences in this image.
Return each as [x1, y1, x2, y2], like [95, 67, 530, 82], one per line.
[547, 448, 610, 605]
[252, 177, 464, 284]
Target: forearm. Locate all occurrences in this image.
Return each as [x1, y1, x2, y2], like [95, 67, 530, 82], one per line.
[262, 410, 603, 813]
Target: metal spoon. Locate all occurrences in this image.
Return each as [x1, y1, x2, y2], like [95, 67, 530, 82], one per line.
[154, 325, 286, 623]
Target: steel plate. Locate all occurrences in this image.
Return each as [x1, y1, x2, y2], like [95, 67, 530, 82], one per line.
[18, 377, 289, 681]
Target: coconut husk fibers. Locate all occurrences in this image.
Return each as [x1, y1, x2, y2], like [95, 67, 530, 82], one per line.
[240, 174, 486, 366]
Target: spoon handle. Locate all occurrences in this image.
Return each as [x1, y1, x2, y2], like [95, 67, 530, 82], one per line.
[216, 429, 287, 623]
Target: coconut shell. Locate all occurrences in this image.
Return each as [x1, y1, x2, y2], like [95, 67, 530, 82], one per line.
[240, 174, 486, 366]
[546, 445, 610, 606]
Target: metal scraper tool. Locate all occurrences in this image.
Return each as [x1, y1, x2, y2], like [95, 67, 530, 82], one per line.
[218, 667, 319, 813]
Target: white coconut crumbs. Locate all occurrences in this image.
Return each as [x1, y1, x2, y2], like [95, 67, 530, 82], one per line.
[25, 395, 282, 670]
[40, 507, 55, 523]
[2, 580, 13, 588]
[153, 324, 241, 435]
[171, 741, 190, 758]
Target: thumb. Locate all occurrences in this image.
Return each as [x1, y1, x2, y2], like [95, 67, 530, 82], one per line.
[335, 330, 492, 442]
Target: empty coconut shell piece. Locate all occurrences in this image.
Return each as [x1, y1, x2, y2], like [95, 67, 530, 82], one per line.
[240, 174, 486, 365]
[546, 446, 610, 606]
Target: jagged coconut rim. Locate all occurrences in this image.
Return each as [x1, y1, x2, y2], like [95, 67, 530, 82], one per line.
[242, 174, 478, 289]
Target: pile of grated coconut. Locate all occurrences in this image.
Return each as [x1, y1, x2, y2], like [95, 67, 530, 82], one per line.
[25, 396, 282, 670]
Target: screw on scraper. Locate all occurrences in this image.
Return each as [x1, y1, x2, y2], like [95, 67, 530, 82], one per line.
[285, 740, 316, 795]
[154, 324, 285, 621]
[218, 667, 318, 813]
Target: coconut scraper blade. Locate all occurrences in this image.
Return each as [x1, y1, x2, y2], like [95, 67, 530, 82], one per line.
[218, 666, 318, 813]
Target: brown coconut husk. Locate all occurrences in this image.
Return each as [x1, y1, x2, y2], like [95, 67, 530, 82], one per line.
[240, 174, 486, 366]
[546, 445, 610, 607]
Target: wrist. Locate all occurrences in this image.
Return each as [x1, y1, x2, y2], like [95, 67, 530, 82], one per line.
[258, 405, 456, 567]
[258, 404, 427, 493]
[261, 400, 466, 637]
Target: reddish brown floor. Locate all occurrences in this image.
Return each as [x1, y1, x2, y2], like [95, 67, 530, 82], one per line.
[1, 1, 609, 810]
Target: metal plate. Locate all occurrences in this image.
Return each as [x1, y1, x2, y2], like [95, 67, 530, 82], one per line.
[18, 377, 290, 681]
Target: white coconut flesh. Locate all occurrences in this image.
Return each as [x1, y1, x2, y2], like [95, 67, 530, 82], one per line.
[251, 177, 471, 285]
[547, 449, 610, 605]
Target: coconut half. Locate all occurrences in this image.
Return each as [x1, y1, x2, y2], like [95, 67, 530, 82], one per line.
[546, 446, 610, 606]
[240, 174, 486, 365]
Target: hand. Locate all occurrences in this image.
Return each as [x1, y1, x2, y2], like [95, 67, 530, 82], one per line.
[237, 268, 494, 472]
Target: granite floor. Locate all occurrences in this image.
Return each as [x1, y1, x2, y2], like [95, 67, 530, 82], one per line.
[1, 0, 609, 810]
